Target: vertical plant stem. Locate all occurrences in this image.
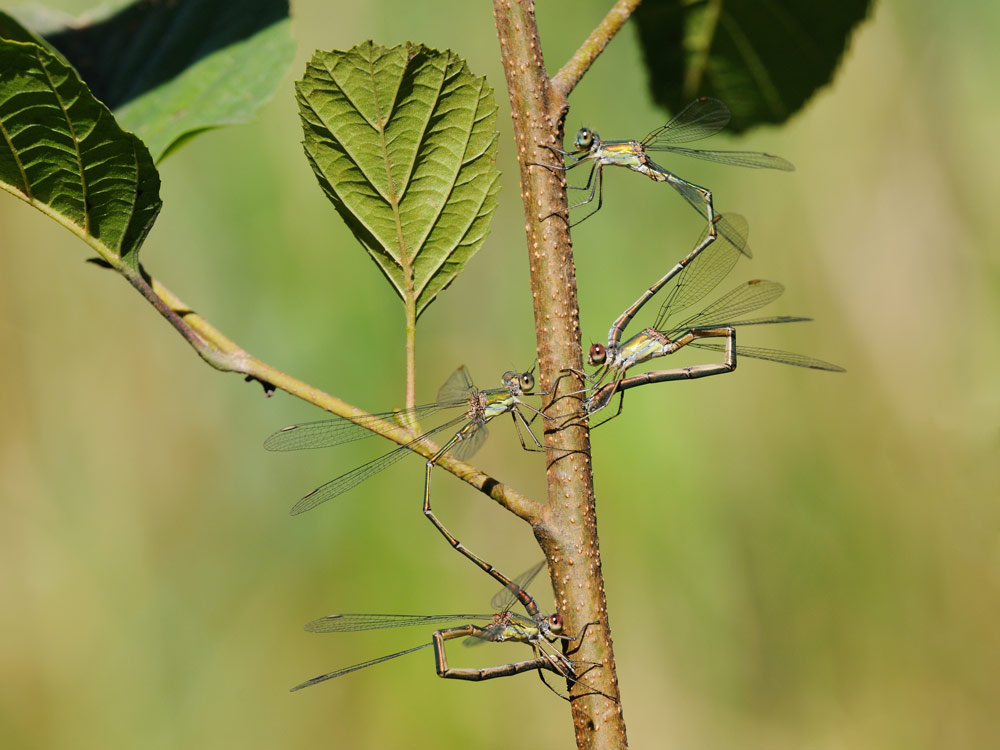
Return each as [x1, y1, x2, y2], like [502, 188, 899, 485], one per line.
[493, 1, 628, 747]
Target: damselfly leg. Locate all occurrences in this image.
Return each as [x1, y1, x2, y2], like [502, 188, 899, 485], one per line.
[415, 370, 556, 602]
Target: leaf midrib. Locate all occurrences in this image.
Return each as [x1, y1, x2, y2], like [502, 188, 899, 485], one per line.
[412, 66, 483, 300]
[36, 43, 92, 239]
[365, 47, 411, 294]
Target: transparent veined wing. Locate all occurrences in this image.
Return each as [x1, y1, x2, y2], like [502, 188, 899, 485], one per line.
[687, 341, 845, 372]
[716, 213, 752, 259]
[661, 170, 713, 220]
[437, 365, 477, 404]
[290, 643, 433, 691]
[656, 146, 794, 171]
[289, 414, 469, 515]
[653, 215, 749, 330]
[668, 280, 786, 333]
[304, 613, 496, 633]
[491, 560, 547, 611]
[693, 315, 813, 328]
[265, 367, 475, 452]
[450, 420, 489, 462]
[263, 401, 462, 451]
[641, 97, 732, 145]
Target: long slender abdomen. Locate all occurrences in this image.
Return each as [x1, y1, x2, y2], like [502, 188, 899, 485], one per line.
[637, 154, 669, 182]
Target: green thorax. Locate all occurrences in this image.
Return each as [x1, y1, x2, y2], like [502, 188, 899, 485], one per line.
[593, 139, 644, 167]
[616, 327, 671, 369]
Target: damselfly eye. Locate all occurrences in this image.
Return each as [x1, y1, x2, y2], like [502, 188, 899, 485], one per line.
[549, 614, 563, 633]
[575, 128, 594, 150]
[519, 372, 535, 392]
[588, 343, 606, 365]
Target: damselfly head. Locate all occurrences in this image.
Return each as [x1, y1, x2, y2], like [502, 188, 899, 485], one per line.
[588, 343, 607, 365]
[501, 370, 522, 393]
[518, 371, 535, 392]
[574, 127, 596, 152]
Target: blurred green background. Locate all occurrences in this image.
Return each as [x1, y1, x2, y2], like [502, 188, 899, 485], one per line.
[2, 0, 998, 747]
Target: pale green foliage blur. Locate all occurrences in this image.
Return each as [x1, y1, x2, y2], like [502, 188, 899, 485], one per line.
[1, 1, 998, 748]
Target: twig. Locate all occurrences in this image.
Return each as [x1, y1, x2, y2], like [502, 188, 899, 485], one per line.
[405, 297, 418, 410]
[551, 0, 644, 98]
[144, 274, 542, 523]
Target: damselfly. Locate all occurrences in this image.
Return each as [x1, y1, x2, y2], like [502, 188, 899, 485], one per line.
[290, 562, 600, 698]
[575, 218, 843, 422]
[265, 367, 546, 515]
[535, 97, 793, 227]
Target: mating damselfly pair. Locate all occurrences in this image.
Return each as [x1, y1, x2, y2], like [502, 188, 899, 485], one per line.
[534, 98, 841, 417]
[264, 366, 598, 692]
[554, 213, 845, 424]
[291, 561, 606, 699]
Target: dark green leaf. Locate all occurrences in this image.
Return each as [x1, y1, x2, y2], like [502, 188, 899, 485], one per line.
[297, 41, 501, 319]
[37, 0, 294, 162]
[634, 0, 874, 132]
[0, 39, 161, 270]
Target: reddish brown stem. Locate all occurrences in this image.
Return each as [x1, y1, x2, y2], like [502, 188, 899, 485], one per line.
[493, 1, 637, 747]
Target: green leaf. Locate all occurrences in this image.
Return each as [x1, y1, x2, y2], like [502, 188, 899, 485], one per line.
[634, 0, 874, 132]
[296, 41, 501, 319]
[35, 0, 295, 162]
[0, 39, 161, 271]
